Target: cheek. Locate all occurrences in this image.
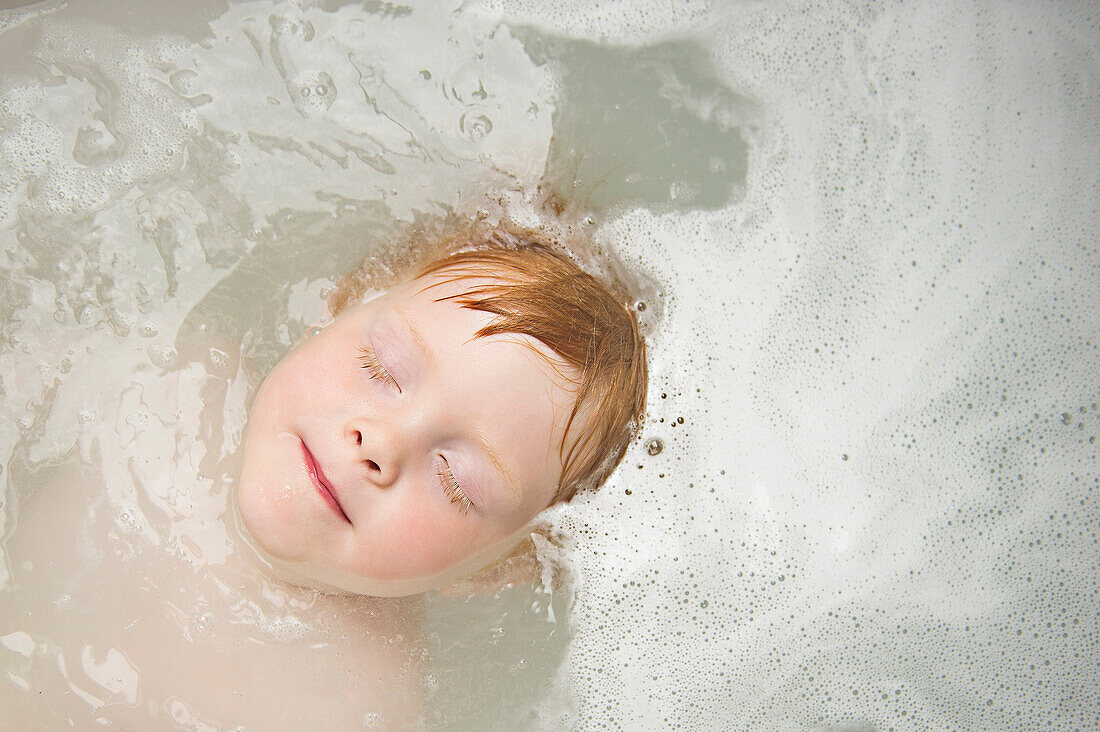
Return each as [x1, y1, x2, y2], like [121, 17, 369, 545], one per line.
[235, 468, 327, 561]
[260, 340, 364, 425]
[359, 499, 484, 579]
[272, 346, 339, 401]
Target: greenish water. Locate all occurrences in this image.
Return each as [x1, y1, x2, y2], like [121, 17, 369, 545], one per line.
[0, 0, 1096, 729]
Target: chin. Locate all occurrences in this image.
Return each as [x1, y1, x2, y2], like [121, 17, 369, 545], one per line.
[294, 529, 532, 599]
[234, 471, 310, 564]
[235, 430, 312, 563]
[237, 547, 443, 598]
[233, 479, 432, 597]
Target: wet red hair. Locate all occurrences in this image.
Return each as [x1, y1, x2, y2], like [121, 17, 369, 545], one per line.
[329, 224, 647, 502]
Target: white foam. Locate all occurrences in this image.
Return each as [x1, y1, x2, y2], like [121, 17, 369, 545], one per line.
[531, 1, 1099, 728]
[0, 0, 1095, 728]
[474, 0, 712, 45]
[170, 0, 555, 225]
[0, 17, 198, 223]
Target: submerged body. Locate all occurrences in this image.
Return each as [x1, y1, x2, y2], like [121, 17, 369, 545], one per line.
[2, 0, 1096, 728]
[2, 462, 424, 728]
[0, 234, 644, 727]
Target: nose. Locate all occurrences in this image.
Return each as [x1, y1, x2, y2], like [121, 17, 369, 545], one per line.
[346, 419, 402, 488]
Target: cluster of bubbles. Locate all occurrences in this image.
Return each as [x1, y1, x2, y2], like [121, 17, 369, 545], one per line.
[515, 0, 1098, 729]
[0, 1, 557, 727]
[0, 17, 197, 222]
[0, 0, 1095, 728]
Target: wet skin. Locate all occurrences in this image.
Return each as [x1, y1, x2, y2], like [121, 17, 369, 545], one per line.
[236, 273, 577, 596]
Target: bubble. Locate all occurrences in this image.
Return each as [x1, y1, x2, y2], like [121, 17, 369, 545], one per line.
[668, 179, 700, 202]
[169, 68, 199, 96]
[459, 110, 493, 140]
[208, 347, 230, 369]
[146, 344, 177, 370]
[269, 15, 314, 42]
[645, 438, 664, 456]
[118, 509, 140, 533]
[288, 71, 335, 118]
[190, 612, 215, 637]
[108, 308, 134, 336]
[72, 124, 119, 165]
[126, 411, 148, 431]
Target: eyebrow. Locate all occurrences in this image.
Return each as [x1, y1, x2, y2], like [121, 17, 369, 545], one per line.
[395, 309, 434, 368]
[475, 429, 523, 509]
[394, 309, 523, 510]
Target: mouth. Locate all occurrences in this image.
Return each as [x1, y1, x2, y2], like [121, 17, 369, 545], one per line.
[299, 440, 351, 524]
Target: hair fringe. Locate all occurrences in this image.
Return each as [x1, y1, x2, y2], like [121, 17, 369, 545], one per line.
[330, 217, 648, 503]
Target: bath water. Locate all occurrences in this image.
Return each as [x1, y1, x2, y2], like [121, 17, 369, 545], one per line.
[0, 0, 1096, 729]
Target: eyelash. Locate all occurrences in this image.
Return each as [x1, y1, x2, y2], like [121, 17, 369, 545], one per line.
[357, 345, 401, 391]
[436, 459, 474, 515]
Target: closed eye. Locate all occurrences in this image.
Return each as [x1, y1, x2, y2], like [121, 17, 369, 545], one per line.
[358, 344, 401, 392]
[436, 457, 474, 515]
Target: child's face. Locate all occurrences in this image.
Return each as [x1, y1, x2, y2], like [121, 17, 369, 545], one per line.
[236, 273, 576, 596]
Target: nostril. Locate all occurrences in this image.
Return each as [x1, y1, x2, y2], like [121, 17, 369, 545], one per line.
[355, 430, 363, 446]
[366, 459, 380, 473]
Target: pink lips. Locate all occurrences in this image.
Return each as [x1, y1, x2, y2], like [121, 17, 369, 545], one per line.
[300, 440, 351, 523]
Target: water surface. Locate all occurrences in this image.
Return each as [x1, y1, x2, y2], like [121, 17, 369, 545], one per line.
[1, 0, 1097, 729]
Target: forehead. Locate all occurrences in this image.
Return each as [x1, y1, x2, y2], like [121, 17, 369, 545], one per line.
[386, 272, 575, 381]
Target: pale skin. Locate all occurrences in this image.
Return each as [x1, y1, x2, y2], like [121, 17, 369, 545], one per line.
[236, 271, 579, 597]
[0, 458, 426, 728]
[1, 271, 579, 727]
